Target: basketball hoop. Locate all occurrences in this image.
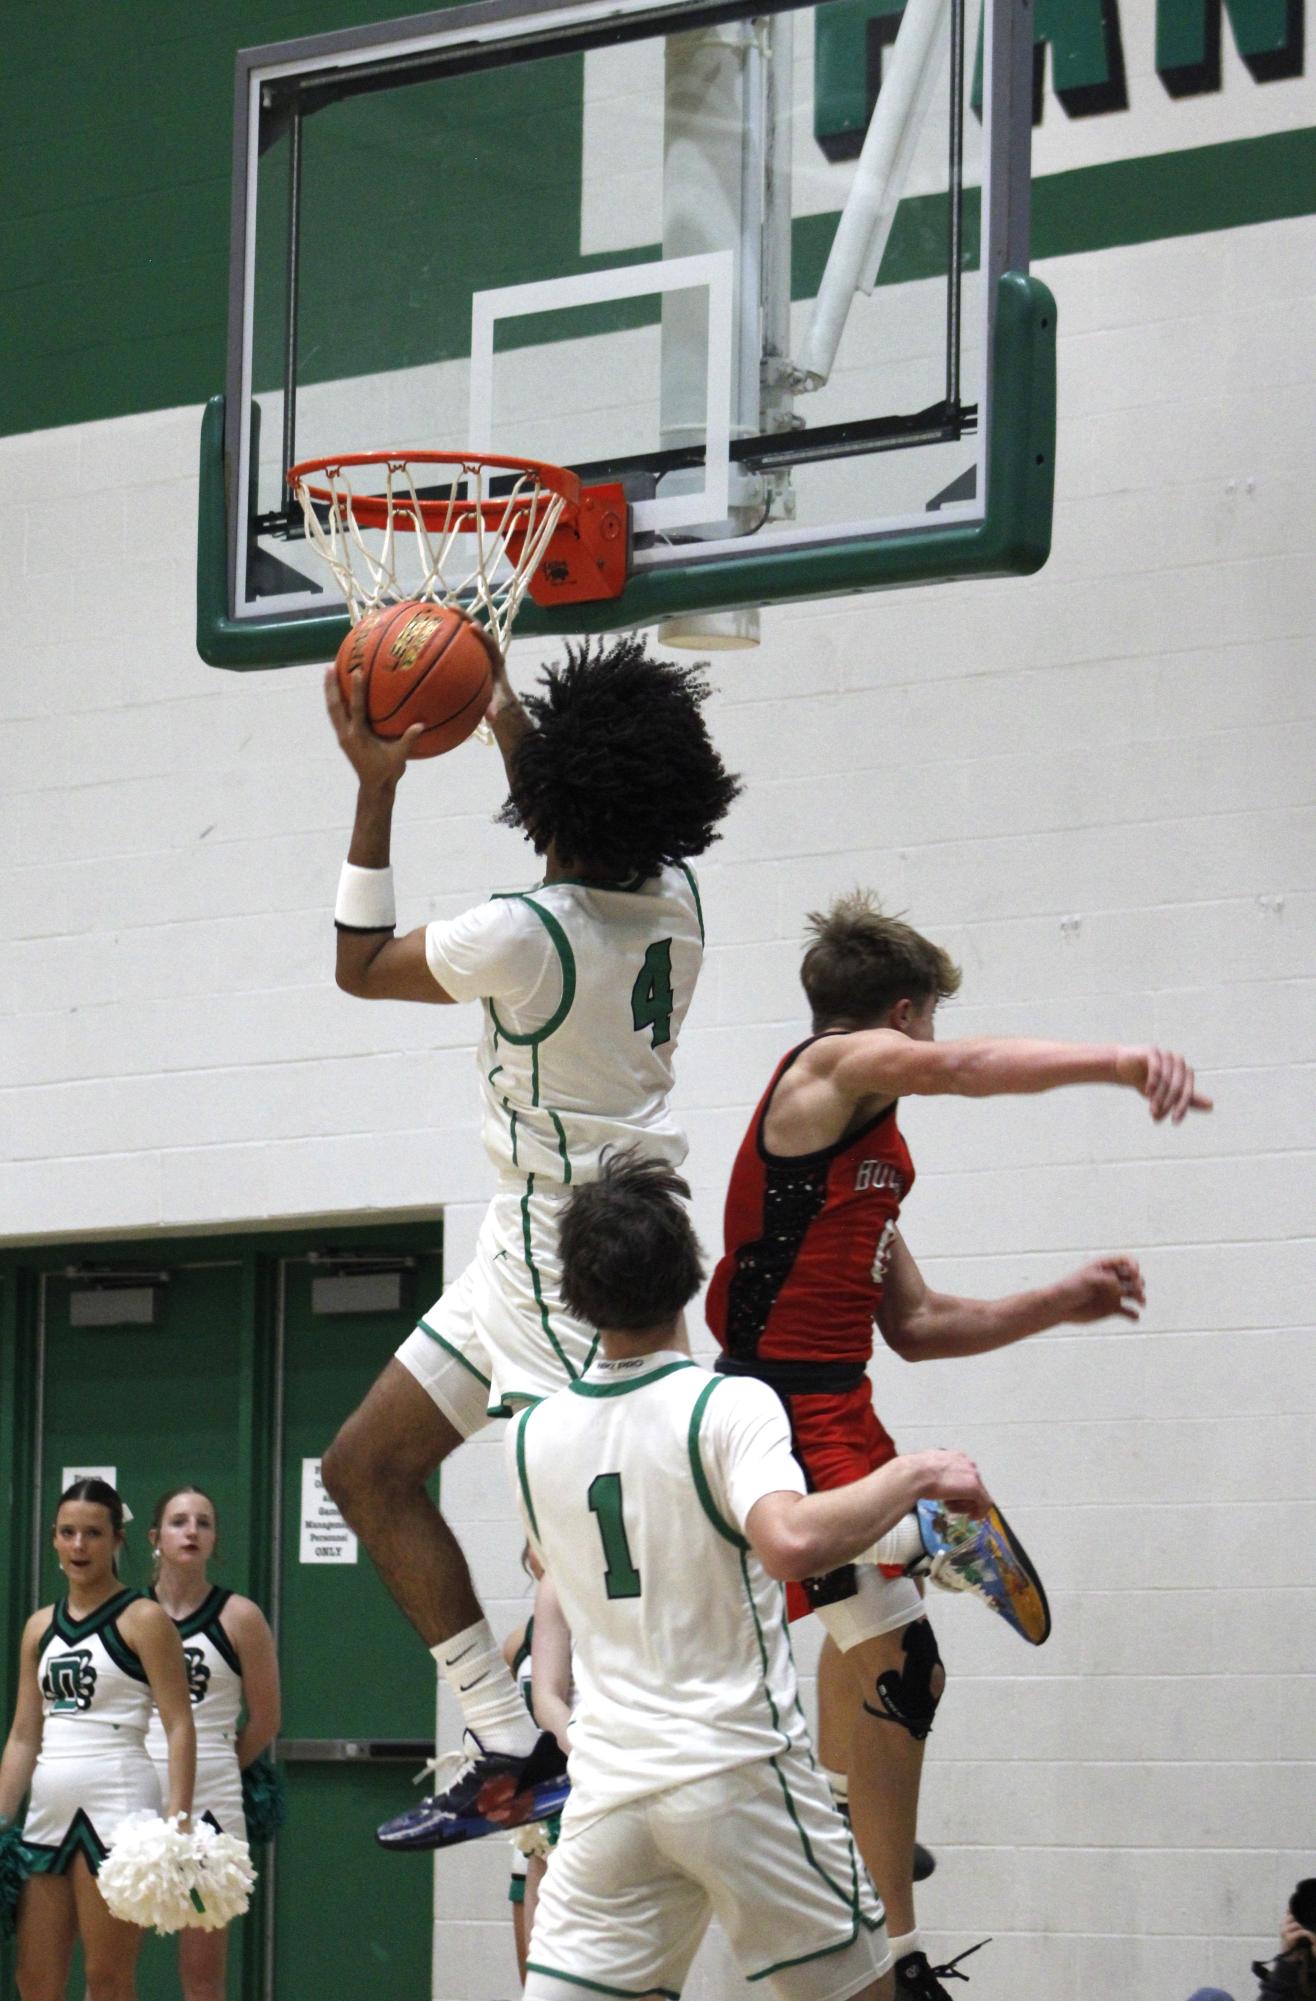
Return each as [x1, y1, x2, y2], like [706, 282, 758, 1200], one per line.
[287, 450, 628, 653]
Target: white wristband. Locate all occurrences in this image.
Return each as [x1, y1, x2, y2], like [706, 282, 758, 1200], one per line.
[334, 862, 396, 931]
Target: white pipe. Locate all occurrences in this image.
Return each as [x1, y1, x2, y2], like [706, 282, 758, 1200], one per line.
[658, 20, 763, 649]
[760, 11, 796, 437]
[660, 23, 755, 453]
[796, 0, 946, 390]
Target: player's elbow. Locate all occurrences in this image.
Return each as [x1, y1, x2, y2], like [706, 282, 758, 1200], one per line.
[752, 1521, 821, 1584]
[335, 960, 369, 998]
[880, 1322, 925, 1364]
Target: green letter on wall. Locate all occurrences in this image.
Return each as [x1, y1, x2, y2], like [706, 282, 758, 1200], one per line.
[814, 0, 906, 162]
[969, 0, 1129, 124]
[1157, 0, 1303, 95]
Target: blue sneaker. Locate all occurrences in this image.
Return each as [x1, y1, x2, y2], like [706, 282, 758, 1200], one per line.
[376, 1730, 570, 1851]
[912, 1499, 1051, 1646]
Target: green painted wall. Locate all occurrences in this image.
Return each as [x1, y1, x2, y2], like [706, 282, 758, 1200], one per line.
[0, 0, 1312, 439]
[0, 0, 407, 437]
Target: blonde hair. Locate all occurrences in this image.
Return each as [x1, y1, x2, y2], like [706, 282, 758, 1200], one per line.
[149, 1486, 219, 1579]
[801, 890, 961, 1027]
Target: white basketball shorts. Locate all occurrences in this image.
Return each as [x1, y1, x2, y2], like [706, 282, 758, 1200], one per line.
[524, 1752, 889, 2001]
[395, 1179, 599, 1438]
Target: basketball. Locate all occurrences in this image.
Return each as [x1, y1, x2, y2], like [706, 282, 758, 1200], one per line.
[335, 602, 493, 758]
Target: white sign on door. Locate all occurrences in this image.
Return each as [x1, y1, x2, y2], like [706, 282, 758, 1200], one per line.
[299, 1458, 358, 1565]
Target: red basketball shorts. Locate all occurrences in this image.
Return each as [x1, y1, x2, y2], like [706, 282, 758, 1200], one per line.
[780, 1380, 900, 1624]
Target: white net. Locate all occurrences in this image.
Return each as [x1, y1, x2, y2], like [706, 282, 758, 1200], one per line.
[291, 455, 568, 653]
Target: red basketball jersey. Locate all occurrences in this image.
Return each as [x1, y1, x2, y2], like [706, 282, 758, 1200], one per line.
[706, 1035, 915, 1367]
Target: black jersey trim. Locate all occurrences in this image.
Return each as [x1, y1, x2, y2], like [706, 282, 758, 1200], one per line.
[100, 1619, 150, 1684]
[24, 1807, 110, 1877]
[754, 1035, 897, 1171]
[174, 1586, 229, 1639]
[52, 1588, 140, 1647]
[150, 1586, 244, 1677]
[715, 1355, 868, 1397]
[197, 1594, 243, 1680]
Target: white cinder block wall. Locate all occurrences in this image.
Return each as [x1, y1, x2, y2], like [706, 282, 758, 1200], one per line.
[3, 212, 1313, 2001]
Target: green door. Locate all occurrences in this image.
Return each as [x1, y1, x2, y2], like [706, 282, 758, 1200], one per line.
[5, 1224, 444, 2001]
[269, 1248, 443, 1999]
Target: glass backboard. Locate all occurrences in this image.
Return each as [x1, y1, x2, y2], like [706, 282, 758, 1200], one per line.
[199, 0, 1054, 666]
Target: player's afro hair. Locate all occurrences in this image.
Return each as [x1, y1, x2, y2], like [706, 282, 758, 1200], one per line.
[559, 1150, 705, 1332]
[497, 636, 741, 882]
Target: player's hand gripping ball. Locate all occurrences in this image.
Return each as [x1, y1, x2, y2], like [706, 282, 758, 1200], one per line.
[335, 601, 495, 759]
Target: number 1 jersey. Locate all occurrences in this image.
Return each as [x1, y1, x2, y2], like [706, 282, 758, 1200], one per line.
[425, 866, 703, 1187]
[508, 1352, 810, 1829]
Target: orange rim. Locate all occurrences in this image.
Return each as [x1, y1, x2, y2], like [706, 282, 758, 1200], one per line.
[287, 449, 579, 533]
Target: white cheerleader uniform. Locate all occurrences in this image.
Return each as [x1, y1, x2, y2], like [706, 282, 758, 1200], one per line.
[145, 1586, 245, 1837]
[24, 1589, 160, 1875]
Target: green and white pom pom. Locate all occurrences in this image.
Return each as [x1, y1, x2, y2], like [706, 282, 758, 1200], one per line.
[99, 1814, 256, 1935]
[186, 1819, 256, 1931]
[0, 1823, 35, 1941]
[99, 1814, 198, 1934]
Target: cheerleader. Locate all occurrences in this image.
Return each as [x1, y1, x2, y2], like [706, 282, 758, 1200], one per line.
[0, 1478, 195, 2001]
[145, 1485, 280, 2001]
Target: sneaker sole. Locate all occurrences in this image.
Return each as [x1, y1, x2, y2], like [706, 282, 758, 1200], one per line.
[980, 1502, 1051, 1646]
[376, 1778, 570, 1853]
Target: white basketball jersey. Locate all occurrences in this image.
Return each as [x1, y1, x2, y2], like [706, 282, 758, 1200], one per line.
[509, 1352, 809, 1827]
[145, 1587, 243, 1761]
[37, 1590, 153, 1751]
[427, 865, 704, 1186]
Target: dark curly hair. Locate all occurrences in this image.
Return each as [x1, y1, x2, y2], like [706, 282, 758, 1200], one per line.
[559, 1150, 705, 1332]
[497, 637, 741, 881]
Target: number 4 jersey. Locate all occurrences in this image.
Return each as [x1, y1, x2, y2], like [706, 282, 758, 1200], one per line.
[508, 1352, 810, 1829]
[425, 866, 704, 1187]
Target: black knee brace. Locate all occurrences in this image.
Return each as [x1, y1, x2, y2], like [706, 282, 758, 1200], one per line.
[861, 1618, 943, 1741]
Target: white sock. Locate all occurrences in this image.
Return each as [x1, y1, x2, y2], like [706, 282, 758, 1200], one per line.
[858, 1512, 925, 1570]
[889, 1930, 922, 1965]
[433, 1620, 538, 1757]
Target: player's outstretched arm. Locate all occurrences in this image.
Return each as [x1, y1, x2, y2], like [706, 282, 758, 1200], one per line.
[876, 1232, 1146, 1364]
[748, 1449, 991, 1584]
[829, 1030, 1212, 1123]
[325, 666, 458, 1004]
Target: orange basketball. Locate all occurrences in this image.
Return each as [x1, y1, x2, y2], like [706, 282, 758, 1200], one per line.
[335, 602, 494, 759]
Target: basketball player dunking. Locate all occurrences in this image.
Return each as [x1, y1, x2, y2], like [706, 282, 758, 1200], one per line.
[320, 636, 739, 1849]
